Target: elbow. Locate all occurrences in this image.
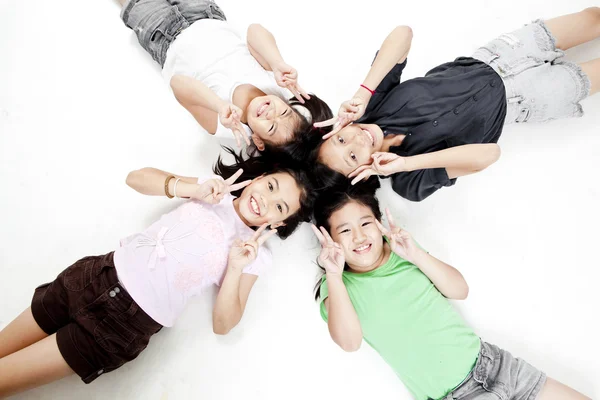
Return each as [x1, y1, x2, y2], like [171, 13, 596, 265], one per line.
[454, 284, 469, 300]
[247, 23, 263, 35]
[338, 339, 362, 352]
[213, 323, 232, 336]
[125, 168, 147, 189]
[475, 144, 501, 172]
[212, 313, 238, 335]
[394, 25, 413, 44]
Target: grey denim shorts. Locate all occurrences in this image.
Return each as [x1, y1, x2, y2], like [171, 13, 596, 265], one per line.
[120, 0, 226, 66]
[443, 341, 546, 400]
[473, 20, 591, 124]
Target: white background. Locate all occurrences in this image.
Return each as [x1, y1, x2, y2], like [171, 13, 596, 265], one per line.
[1, 0, 599, 399]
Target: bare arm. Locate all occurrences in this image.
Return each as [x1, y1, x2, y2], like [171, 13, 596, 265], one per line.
[125, 167, 199, 197]
[169, 75, 227, 131]
[213, 271, 258, 335]
[324, 274, 363, 352]
[411, 250, 469, 300]
[403, 144, 501, 179]
[359, 25, 413, 98]
[246, 23, 284, 71]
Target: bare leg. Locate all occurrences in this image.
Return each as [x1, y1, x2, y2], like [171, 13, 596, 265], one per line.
[537, 377, 591, 400]
[0, 307, 47, 358]
[544, 7, 600, 51]
[0, 334, 74, 398]
[580, 58, 600, 96]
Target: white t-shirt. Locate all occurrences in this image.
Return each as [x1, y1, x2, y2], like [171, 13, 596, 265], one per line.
[162, 19, 292, 138]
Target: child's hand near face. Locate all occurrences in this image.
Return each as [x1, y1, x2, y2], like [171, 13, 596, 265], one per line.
[272, 61, 310, 104]
[349, 152, 407, 185]
[375, 208, 421, 263]
[312, 224, 346, 277]
[227, 223, 278, 271]
[218, 102, 250, 147]
[191, 169, 251, 204]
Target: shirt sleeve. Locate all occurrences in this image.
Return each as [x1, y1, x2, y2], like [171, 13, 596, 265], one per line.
[318, 276, 329, 322]
[242, 245, 272, 276]
[390, 168, 456, 202]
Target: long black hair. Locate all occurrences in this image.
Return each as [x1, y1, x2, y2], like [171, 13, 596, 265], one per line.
[312, 177, 382, 300]
[213, 146, 317, 239]
[251, 94, 334, 162]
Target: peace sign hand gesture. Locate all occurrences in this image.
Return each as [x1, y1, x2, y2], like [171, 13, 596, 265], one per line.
[228, 223, 278, 271]
[272, 61, 311, 104]
[312, 224, 345, 277]
[348, 152, 407, 185]
[193, 169, 252, 204]
[313, 95, 369, 139]
[218, 102, 251, 148]
[375, 208, 420, 263]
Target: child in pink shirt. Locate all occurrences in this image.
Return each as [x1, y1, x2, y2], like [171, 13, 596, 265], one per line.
[0, 149, 315, 397]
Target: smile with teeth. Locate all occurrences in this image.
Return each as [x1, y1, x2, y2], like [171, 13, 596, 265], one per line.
[353, 243, 372, 254]
[362, 129, 375, 146]
[257, 102, 269, 118]
[249, 196, 261, 216]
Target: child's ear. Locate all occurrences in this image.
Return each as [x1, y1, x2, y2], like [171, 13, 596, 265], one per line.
[270, 221, 286, 229]
[251, 134, 265, 151]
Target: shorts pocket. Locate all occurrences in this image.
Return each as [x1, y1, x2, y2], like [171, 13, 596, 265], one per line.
[147, 6, 189, 63]
[94, 314, 137, 354]
[62, 256, 104, 292]
[479, 43, 541, 78]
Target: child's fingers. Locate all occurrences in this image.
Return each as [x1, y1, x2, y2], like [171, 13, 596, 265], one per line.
[225, 169, 244, 185]
[385, 208, 397, 230]
[313, 117, 337, 128]
[348, 165, 370, 178]
[257, 229, 278, 246]
[319, 226, 335, 245]
[228, 179, 252, 192]
[251, 223, 269, 241]
[375, 220, 390, 236]
[351, 169, 373, 185]
[311, 224, 326, 244]
[243, 241, 258, 260]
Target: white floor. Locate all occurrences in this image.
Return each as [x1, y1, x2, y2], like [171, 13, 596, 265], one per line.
[1, 0, 599, 399]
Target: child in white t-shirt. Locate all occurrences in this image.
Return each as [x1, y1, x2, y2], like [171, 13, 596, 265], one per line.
[118, 0, 332, 151]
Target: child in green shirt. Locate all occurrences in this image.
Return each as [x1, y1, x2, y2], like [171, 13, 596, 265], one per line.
[313, 179, 589, 400]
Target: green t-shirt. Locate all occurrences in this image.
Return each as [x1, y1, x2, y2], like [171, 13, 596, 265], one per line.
[319, 250, 480, 400]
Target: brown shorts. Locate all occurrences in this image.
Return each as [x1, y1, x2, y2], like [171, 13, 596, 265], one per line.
[31, 252, 162, 384]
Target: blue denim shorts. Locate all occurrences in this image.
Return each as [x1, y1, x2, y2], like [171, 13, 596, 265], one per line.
[120, 0, 226, 66]
[473, 20, 591, 124]
[443, 341, 546, 400]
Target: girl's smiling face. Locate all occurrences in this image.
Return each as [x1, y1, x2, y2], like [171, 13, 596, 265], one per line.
[246, 95, 302, 150]
[327, 200, 388, 273]
[317, 123, 385, 177]
[235, 172, 302, 229]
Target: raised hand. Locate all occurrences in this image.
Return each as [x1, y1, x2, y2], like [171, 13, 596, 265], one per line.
[313, 96, 369, 139]
[272, 61, 310, 104]
[193, 169, 252, 204]
[228, 223, 278, 271]
[218, 102, 250, 147]
[312, 224, 345, 276]
[348, 152, 407, 185]
[375, 208, 420, 263]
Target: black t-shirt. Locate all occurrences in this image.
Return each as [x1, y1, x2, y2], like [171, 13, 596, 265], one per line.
[358, 57, 506, 201]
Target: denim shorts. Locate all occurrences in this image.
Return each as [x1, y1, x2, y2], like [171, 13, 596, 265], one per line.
[120, 0, 226, 66]
[443, 342, 546, 400]
[473, 20, 591, 124]
[31, 252, 163, 383]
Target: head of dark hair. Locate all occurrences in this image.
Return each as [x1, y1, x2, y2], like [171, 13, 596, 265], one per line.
[212, 146, 316, 239]
[251, 94, 334, 161]
[312, 177, 382, 300]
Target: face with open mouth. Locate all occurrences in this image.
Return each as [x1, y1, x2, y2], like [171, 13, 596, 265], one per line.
[318, 123, 384, 177]
[235, 172, 302, 229]
[327, 200, 387, 273]
[246, 95, 302, 148]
